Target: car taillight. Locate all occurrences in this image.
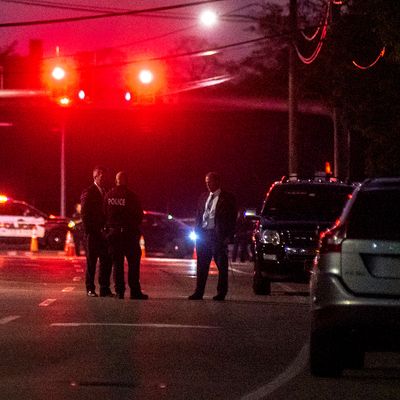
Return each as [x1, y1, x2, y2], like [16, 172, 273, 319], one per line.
[319, 223, 347, 254]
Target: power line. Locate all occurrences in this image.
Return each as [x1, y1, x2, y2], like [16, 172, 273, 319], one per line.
[0, 0, 197, 20]
[0, 0, 226, 28]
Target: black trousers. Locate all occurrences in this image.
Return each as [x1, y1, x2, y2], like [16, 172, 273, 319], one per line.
[195, 229, 229, 297]
[84, 232, 112, 292]
[107, 230, 142, 295]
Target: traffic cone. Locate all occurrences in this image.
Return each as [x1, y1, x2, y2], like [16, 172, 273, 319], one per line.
[192, 245, 197, 260]
[140, 235, 146, 258]
[64, 231, 76, 257]
[30, 227, 39, 253]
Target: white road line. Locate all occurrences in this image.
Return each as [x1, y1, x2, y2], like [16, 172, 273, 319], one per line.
[51, 323, 220, 329]
[276, 283, 294, 292]
[75, 268, 84, 273]
[72, 277, 81, 282]
[229, 267, 252, 275]
[39, 298, 57, 307]
[0, 315, 21, 325]
[240, 343, 309, 400]
[62, 287, 75, 292]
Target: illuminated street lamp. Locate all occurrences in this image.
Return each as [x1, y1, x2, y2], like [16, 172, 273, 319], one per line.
[199, 9, 218, 27]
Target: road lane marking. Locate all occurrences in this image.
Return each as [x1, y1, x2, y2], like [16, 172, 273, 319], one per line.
[0, 315, 21, 324]
[39, 299, 57, 307]
[72, 277, 81, 282]
[62, 287, 75, 292]
[51, 323, 220, 329]
[240, 343, 309, 400]
[229, 267, 252, 275]
[75, 268, 84, 273]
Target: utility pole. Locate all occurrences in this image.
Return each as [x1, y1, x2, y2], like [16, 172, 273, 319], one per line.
[331, 4, 350, 180]
[288, 0, 298, 175]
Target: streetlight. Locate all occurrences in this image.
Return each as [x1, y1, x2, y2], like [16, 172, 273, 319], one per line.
[199, 9, 218, 27]
[200, 2, 299, 175]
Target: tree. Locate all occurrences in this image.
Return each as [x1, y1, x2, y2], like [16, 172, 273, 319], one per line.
[234, 0, 400, 177]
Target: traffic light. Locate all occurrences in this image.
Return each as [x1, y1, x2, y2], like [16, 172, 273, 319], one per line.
[125, 62, 166, 105]
[43, 60, 77, 106]
[138, 69, 154, 85]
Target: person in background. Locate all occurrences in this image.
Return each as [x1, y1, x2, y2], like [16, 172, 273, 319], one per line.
[80, 166, 113, 297]
[189, 172, 237, 301]
[71, 202, 84, 256]
[231, 208, 252, 263]
[104, 171, 148, 300]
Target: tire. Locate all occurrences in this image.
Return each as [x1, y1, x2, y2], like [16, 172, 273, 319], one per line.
[310, 328, 343, 377]
[343, 333, 365, 369]
[46, 229, 67, 250]
[164, 239, 184, 259]
[253, 269, 271, 295]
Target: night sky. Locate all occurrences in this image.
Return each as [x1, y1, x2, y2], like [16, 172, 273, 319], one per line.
[0, 96, 333, 218]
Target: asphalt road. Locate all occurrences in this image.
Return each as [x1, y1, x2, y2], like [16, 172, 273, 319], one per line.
[1, 251, 400, 400]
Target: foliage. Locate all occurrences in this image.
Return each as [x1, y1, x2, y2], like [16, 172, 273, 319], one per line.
[235, 0, 400, 176]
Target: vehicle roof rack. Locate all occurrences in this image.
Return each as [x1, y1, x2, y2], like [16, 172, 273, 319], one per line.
[280, 172, 340, 183]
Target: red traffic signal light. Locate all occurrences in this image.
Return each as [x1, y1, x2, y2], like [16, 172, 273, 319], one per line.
[51, 66, 66, 81]
[138, 69, 154, 85]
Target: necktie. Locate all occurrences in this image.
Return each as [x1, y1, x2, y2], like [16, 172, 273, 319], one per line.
[206, 193, 214, 211]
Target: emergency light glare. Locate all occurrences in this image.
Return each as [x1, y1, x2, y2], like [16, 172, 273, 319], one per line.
[52, 66, 66, 81]
[78, 90, 85, 100]
[125, 92, 132, 101]
[189, 231, 198, 242]
[58, 96, 70, 106]
[138, 69, 154, 85]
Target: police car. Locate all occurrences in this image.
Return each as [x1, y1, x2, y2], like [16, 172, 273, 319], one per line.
[0, 195, 71, 250]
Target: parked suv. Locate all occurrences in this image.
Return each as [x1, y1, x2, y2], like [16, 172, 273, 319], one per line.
[253, 175, 354, 295]
[310, 177, 400, 377]
[0, 195, 71, 250]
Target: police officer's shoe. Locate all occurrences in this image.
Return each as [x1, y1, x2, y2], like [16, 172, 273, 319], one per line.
[87, 290, 98, 297]
[188, 293, 203, 300]
[130, 292, 149, 300]
[212, 294, 225, 301]
[100, 289, 115, 297]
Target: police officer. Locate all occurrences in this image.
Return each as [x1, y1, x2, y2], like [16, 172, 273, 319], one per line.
[104, 171, 148, 300]
[81, 166, 113, 297]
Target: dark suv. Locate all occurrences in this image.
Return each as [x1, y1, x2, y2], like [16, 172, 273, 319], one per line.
[253, 175, 354, 295]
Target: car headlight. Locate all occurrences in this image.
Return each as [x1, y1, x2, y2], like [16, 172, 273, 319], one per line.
[189, 231, 198, 242]
[260, 229, 280, 245]
[68, 220, 76, 229]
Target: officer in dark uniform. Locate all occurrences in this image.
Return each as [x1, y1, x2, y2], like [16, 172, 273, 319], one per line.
[104, 171, 148, 300]
[80, 166, 113, 297]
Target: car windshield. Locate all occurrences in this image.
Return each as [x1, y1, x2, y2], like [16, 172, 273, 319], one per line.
[262, 184, 353, 221]
[347, 189, 400, 240]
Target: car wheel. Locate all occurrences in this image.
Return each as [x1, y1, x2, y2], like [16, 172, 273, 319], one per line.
[164, 240, 184, 259]
[310, 328, 343, 377]
[253, 270, 271, 295]
[343, 333, 365, 369]
[46, 229, 67, 250]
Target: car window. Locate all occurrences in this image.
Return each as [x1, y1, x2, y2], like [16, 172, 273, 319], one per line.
[0, 203, 26, 216]
[347, 190, 400, 240]
[263, 184, 353, 221]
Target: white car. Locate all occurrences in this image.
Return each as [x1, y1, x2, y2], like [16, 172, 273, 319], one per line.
[310, 177, 400, 377]
[0, 195, 70, 250]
